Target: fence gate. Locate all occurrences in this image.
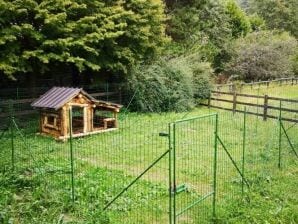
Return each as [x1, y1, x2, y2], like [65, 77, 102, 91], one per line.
[169, 114, 218, 224]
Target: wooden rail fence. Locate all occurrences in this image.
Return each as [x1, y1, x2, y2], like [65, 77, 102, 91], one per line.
[215, 77, 298, 92]
[203, 91, 298, 123]
[0, 91, 119, 118]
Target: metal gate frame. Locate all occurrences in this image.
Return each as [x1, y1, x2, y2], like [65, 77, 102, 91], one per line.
[168, 113, 219, 224]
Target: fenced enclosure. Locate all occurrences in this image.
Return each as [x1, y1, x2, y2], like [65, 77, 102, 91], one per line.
[0, 92, 297, 223]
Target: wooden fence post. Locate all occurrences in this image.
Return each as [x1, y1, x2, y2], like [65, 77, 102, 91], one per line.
[233, 92, 237, 114]
[208, 95, 211, 108]
[263, 95, 268, 121]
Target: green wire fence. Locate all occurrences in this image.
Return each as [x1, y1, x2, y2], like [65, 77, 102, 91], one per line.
[0, 88, 297, 224]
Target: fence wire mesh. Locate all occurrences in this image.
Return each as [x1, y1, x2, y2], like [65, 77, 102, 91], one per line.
[0, 86, 297, 224]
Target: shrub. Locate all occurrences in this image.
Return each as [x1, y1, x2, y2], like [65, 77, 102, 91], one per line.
[126, 54, 213, 112]
[127, 60, 194, 112]
[224, 31, 298, 81]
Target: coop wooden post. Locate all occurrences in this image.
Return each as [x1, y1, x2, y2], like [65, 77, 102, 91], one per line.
[83, 106, 88, 133]
[233, 92, 237, 114]
[263, 95, 269, 121]
[62, 106, 69, 137]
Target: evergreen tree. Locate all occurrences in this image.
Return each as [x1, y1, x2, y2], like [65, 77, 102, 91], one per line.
[0, 0, 167, 80]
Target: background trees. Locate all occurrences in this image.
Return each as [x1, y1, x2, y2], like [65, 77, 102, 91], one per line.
[249, 0, 298, 38]
[0, 0, 297, 89]
[0, 0, 167, 82]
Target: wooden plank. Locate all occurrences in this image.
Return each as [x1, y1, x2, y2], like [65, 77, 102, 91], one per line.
[58, 128, 118, 140]
[206, 104, 298, 123]
[0, 110, 36, 118]
[211, 91, 265, 99]
[267, 106, 298, 113]
[210, 98, 234, 103]
[235, 101, 263, 108]
[235, 93, 265, 99]
[267, 97, 298, 103]
[90, 92, 117, 97]
[211, 91, 234, 96]
[1, 98, 35, 105]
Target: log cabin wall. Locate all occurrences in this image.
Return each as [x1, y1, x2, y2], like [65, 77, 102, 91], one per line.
[40, 109, 62, 138]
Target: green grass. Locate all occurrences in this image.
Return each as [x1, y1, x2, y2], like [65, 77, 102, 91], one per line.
[0, 104, 297, 223]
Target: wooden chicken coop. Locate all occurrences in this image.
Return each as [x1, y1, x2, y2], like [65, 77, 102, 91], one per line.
[31, 87, 122, 140]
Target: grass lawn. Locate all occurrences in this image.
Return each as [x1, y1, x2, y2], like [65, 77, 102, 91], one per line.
[0, 104, 297, 223]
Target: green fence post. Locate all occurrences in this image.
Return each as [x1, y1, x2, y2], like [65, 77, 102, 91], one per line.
[168, 123, 172, 224]
[173, 123, 177, 224]
[10, 116, 15, 171]
[242, 107, 247, 195]
[69, 108, 75, 202]
[9, 100, 15, 171]
[212, 114, 219, 219]
[278, 101, 282, 169]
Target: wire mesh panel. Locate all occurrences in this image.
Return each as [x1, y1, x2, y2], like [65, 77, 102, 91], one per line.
[278, 101, 298, 170]
[215, 111, 246, 206]
[0, 113, 73, 223]
[70, 112, 175, 223]
[1, 84, 297, 223]
[171, 114, 217, 224]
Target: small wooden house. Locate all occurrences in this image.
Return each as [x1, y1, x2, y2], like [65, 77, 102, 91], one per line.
[31, 87, 122, 140]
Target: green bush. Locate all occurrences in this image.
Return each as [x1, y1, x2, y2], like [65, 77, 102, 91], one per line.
[127, 60, 193, 112]
[224, 31, 298, 81]
[126, 54, 213, 112]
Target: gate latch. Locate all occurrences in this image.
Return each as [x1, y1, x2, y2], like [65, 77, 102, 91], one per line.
[159, 132, 169, 137]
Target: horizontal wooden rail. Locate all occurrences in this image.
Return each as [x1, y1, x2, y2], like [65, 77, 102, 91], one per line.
[206, 90, 298, 123]
[202, 104, 298, 123]
[0, 110, 37, 118]
[214, 77, 298, 92]
[212, 91, 265, 99]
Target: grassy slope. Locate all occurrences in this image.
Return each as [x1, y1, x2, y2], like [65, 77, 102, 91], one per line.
[0, 99, 297, 223]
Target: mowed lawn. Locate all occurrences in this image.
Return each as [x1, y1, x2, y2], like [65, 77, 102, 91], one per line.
[0, 103, 297, 223]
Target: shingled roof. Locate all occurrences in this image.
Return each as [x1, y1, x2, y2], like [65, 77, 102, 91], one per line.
[31, 87, 96, 110]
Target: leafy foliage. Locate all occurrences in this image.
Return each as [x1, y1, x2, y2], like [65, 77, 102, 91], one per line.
[225, 0, 251, 38]
[224, 31, 298, 81]
[166, 0, 252, 73]
[127, 54, 213, 112]
[0, 0, 168, 79]
[127, 60, 194, 112]
[249, 0, 298, 38]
